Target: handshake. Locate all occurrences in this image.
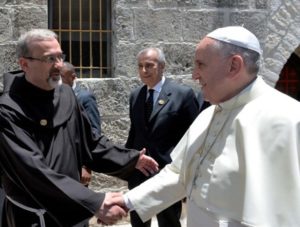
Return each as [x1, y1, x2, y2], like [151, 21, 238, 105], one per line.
[96, 148, 159, 225]
[96, 191, 129, 225]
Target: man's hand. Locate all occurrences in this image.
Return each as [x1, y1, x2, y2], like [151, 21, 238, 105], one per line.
[96, 192, 127, 225]
[135, 148, 159, 176]
[80, 166, 92, 186]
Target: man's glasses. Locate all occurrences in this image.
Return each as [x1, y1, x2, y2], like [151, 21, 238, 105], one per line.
[23, 54, 66, 64]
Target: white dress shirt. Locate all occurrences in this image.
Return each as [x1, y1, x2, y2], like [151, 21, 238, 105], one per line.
[147, 76, 165, 107]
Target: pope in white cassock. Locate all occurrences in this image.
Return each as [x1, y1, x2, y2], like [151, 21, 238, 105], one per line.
[122, 26, 300, 227]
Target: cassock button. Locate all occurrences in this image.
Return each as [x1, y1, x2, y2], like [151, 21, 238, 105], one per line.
[40, 119, 47, 126]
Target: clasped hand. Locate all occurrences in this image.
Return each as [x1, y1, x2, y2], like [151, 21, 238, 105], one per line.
[96, 149, 158, 225]
[96, 192, 127, 225]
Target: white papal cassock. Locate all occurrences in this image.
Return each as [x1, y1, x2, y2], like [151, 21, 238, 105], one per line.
[126, 76, 300, 227]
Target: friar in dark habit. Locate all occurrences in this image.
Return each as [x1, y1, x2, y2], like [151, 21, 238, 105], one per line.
[0, 28, 158, 227]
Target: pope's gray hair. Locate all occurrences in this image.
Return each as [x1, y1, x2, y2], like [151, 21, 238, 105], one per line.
[213, 40, 261, 75]
[16, 29, 58, 58]
[137, 47, 166, 64]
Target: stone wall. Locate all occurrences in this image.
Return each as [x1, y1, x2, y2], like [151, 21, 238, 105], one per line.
[114, 0, 300, 85]
[0, 0, 300, 199]
[0, 0, 47, 90]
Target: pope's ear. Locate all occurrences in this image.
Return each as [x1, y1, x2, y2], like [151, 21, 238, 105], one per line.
[229, 55, 243, 77]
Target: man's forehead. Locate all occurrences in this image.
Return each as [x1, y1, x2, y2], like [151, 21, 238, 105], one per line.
[196, 38, 213, 52]
[29, 39, 62, 55]
[138, 56, 158, 63]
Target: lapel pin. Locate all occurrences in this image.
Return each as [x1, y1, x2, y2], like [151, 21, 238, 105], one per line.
[40, 119, 47, 126]
[158, 99, 165, 105]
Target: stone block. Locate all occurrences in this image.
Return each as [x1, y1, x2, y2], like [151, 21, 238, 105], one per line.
[283, 33, 300, 55]
[101, 117, 131, 144]
[13, 5, 47, 38]
[115, 7, 134, 41]
[0, 8, 13, 42]
[15, 0, 47, 4]
[78, 78, 132, 117]
[260, 67, 279, 86]
[264, 32, 281, 54]
[264, 57, 284, 79]
[2, 0, 19, 4]
[182, 10, 224, 42]
[114, 42, 158, 77]
[0, 0, 12, 5]
[289, 23, 300, 45]
[277, 40, 297, 62]
[0, 44, 19, 92]
[77, 78, 142, 142]
[149, 0, 198, 8]
[116, 0, 148, 8]
[273, 52, 288, 64]
[114, 42, 138, 77]
[255, 0, 268, 9]
[267, 21, 286, 36]
[229, 12, 268, 41]
[163, 43, 196, 75]
[89, 173, 128, 193]
[202, 0, 249, 8]
[285, 0, 299, 16]
[135, 9, 182, 42]
[269, 0, 281, 11]
[272, 7, 292, 28]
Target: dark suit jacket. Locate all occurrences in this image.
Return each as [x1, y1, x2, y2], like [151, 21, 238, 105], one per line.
[126, 78, 200, 188]
[74, 84, 101, 137]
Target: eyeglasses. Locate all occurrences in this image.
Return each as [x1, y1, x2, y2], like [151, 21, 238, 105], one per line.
[23, 54, 66, 64]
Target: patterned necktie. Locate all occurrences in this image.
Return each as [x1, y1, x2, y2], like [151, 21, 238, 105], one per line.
[145, 89, 154, 122]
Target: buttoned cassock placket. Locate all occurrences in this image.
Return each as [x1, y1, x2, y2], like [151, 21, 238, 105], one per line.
[188, 104, 246, 227]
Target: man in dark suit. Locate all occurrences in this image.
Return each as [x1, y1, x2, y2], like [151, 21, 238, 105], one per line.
[61, 62, 101, 137]
[61, 62, 102, 187]
[126, 47, 200, 227]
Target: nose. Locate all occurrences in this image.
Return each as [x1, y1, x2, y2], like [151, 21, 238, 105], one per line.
[54, 60, 63, 69]
[141, 66, 147, 72]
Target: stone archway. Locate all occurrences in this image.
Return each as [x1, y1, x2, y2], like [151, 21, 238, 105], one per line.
[262, 0, 300, 86]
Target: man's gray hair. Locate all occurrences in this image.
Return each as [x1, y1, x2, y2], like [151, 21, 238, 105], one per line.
[137, 47, 166, 64]
[62, 61, 76, 73]
[213, 40, 261, 75]
[16, 29, 58, 58]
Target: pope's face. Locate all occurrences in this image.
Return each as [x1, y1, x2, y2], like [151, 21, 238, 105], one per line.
[137, 50, 165, 88]
[20, 38, 64, 90]
[192, 37, 232, 104]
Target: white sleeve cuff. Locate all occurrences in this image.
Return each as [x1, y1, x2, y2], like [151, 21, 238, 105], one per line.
[123, 193, 135, 212]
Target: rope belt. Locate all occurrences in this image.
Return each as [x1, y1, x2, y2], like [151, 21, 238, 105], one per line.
[6, 195, 46, 227]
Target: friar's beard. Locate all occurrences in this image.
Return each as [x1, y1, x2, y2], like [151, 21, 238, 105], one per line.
[47, 74, 62, 89]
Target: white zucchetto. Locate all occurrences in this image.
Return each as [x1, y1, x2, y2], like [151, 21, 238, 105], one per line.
[206, 26, 262, 55]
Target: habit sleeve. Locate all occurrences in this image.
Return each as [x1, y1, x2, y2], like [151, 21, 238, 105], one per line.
[78, 103, 140, 180]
